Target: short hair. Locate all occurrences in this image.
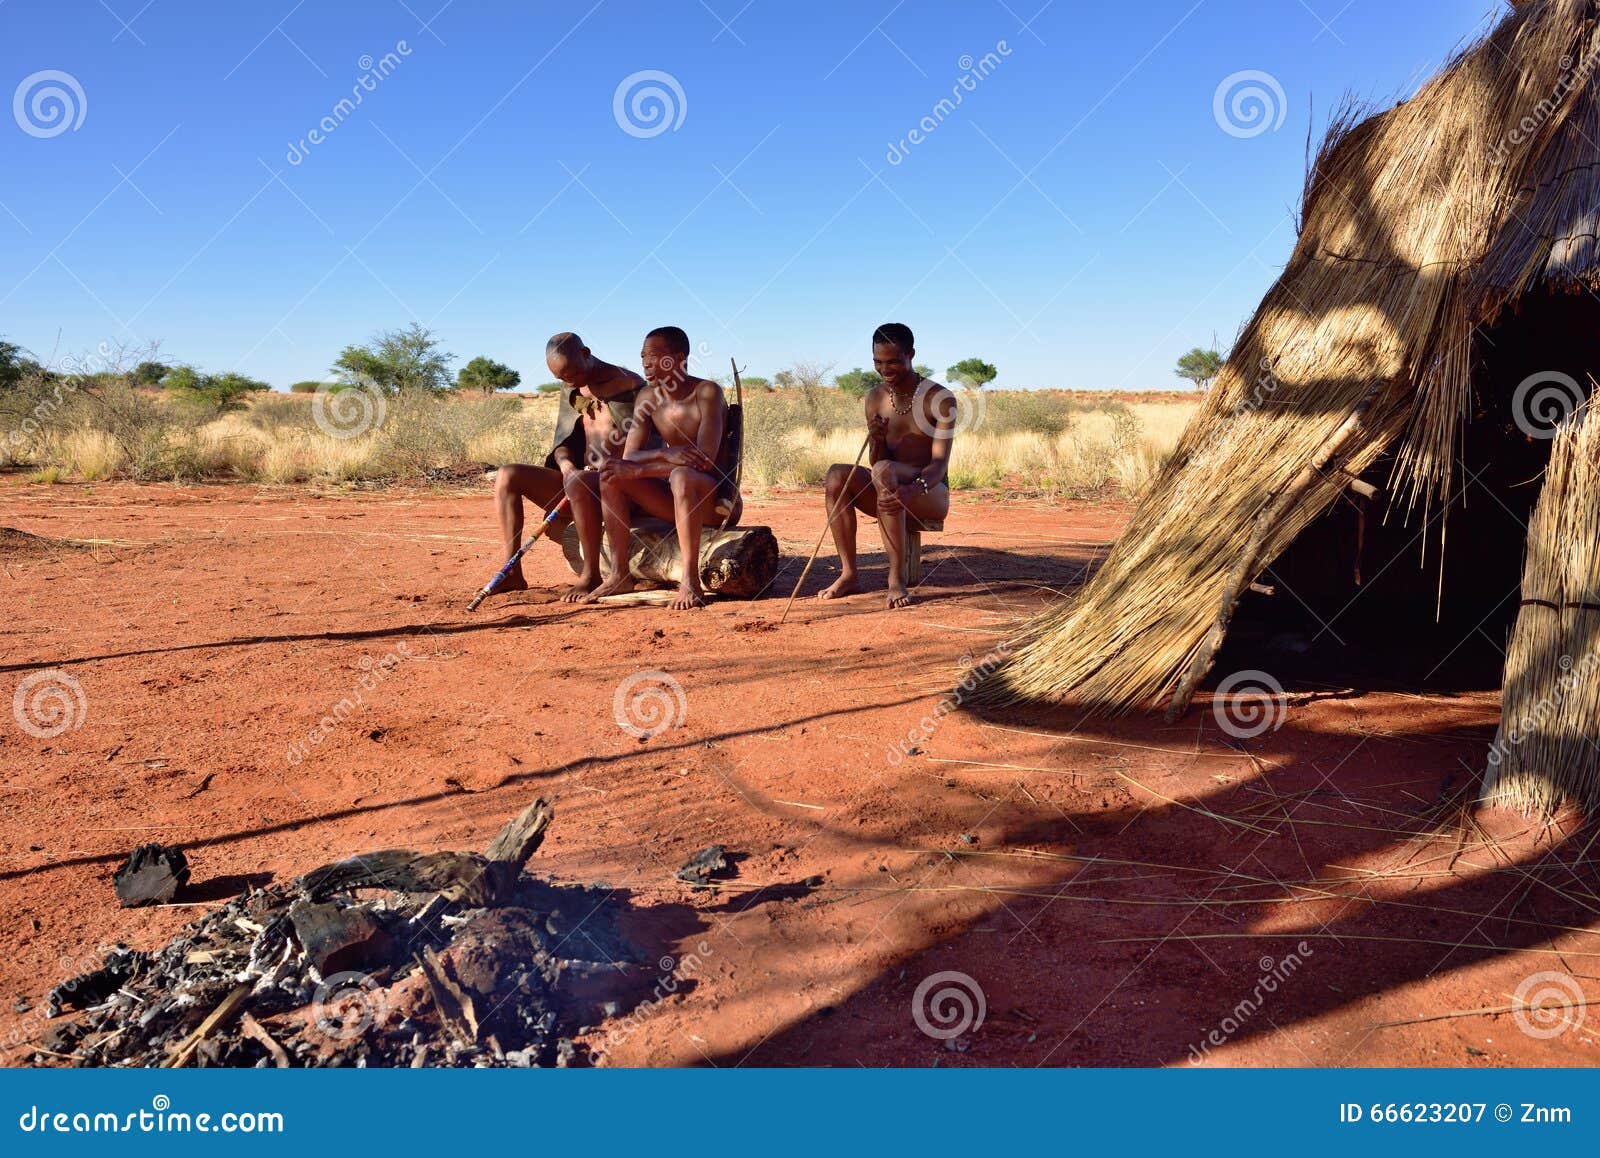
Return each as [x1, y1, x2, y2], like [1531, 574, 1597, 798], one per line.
[645, 326, 691, 357]
[872, 323, 915, 356]
[546, 332, 585, 359]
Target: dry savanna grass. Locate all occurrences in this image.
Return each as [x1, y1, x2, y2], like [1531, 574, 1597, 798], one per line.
[3, 381, 1198, 497]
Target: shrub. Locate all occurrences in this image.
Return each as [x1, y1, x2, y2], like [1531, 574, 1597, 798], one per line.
[288, 380, 322, 393]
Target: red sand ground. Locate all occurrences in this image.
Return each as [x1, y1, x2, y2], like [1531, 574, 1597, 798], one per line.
[1, 478, 1596, 1067]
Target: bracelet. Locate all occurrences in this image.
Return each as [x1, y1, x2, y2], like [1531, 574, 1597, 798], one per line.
[913, 475, 930, 494]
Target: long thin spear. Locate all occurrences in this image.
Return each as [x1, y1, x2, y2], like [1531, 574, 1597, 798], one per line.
[466, 494, 572, 612]
[778, 435, 871, 624]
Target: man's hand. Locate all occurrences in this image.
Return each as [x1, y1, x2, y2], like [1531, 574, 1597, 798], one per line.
[662, 444, 718, 473]
[598, 455, 640, 482]
[867, 413, 889, 454]
[877, 477, 904, 514]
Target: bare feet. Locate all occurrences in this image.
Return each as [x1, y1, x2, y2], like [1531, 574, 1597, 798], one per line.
[671, 583, 706, 611]
[817, 574, 860, 600]
[885, 582, 913, 609]
[560, 573, 601, 603]
[495, 570, 529, 594]
[582, 573, 637, 604]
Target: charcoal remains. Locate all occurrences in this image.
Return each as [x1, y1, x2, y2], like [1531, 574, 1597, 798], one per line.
[113, 844, 190, 907]
[31, 799, 659, 1068]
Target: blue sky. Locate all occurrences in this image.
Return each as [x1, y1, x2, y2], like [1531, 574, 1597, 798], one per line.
[1, 0, 1502, 390]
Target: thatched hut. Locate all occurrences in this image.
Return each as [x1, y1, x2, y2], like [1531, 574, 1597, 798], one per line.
[973, 0, 1600, 812]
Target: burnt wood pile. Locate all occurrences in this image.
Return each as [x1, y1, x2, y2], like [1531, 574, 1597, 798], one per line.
[32, 800, 656, 1068]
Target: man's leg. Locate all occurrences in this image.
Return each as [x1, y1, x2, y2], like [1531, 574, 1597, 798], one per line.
[818, 463, 875, 600]
[492, 463, 564, 591]
[872, 460, 915, 609]
[584, 473, 645, 602]
[667, 466, 717, 610]
[559, 469, 605, 602]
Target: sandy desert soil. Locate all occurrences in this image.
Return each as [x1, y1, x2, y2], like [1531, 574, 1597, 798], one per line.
[0, 477, 1596, 1067]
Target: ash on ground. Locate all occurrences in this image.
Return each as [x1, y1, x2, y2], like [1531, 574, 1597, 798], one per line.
[31, 800, 669, 1068]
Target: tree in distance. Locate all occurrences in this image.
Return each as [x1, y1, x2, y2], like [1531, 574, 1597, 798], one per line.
[457, 355, 521, 393]
[333, 323, 455, 394]
[947, 357, 998, 389]
[1175, 347, 1225, 392]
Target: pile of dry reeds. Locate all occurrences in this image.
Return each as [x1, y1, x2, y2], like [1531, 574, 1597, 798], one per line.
[1483, 402, 1600, 815]
[973, 0, 1600, 712]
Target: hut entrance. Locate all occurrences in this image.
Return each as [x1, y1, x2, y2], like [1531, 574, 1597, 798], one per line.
[1219, 290, 1599, 692]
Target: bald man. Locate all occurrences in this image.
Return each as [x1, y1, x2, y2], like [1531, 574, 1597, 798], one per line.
[490, 332, 644, 600]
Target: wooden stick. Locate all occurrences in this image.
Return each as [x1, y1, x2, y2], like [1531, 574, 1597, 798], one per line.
[779, 435, 871, 624]
[715, 360, 746, 533]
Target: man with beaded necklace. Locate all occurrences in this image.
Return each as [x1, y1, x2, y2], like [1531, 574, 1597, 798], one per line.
[818, 323, 955, 609]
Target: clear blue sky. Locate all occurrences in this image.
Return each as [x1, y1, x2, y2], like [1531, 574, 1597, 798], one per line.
[0, 0, 1502, 390]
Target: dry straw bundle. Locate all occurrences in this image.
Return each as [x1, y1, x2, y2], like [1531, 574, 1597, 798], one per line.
[973, 0, 1600, 714]
[1483, 401, 1600, 815]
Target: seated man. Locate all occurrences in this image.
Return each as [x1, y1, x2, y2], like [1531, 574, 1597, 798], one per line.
[491, 332, 643, 600]
[586, 326, 735, 610]
[818, 322, 954, 609]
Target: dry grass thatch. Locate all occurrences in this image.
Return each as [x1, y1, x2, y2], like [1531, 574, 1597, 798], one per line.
[1482, 399, 1600, 813]
[974, 0, 1600, 715]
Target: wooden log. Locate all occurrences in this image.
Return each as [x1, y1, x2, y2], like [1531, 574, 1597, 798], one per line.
[561, 518, 778, 600]
[483, 797, 553, 868]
